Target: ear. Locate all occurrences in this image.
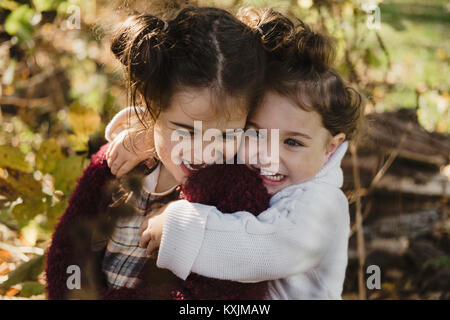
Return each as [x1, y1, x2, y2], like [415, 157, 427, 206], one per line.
[325, 133, 346, 161]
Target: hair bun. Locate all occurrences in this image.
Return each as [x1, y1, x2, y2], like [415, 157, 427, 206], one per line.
[237, 8, 295, 56]
[111, 14, 169, 73]
[295, 21, 335, 72]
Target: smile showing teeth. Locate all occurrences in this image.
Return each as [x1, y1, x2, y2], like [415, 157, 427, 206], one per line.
[182, 159, 195, 170]
[258, 168, 286, 181]
[261, 173, 285, 181]
[182, 159, 206, 171]
[260, 169, 276, 176]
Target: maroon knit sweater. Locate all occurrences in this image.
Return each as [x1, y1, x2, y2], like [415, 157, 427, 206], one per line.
[46, 144, 270, 300]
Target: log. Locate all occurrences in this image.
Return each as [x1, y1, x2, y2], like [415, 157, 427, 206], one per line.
[360, 109, 450, 167]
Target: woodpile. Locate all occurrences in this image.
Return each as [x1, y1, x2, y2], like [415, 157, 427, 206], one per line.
[341, 108, 450, 300]
[342, 108, 449, 200]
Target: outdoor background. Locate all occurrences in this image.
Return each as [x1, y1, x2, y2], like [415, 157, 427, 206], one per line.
[0, 0, 448, 300]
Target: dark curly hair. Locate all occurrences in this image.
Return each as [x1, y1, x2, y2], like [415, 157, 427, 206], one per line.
[111, 6, 267, 126]
[237, 7, 365, 142]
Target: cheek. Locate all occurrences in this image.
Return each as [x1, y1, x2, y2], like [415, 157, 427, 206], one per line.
[237, 136, 258, 165]
[153, 128, 165, 154]
[158, 140, 176, 159]
[222, 136, 242, 161]
[156, 129, 198, 165]
[286, 150, 324, 183]
[154, 127, 177, 160]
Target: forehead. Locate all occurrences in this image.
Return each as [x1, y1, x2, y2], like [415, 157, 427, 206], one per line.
[165, 87, 248, 127]
[251, 91, 324, 132]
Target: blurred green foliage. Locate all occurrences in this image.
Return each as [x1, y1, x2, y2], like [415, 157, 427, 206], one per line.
[0, 0, 124, 246]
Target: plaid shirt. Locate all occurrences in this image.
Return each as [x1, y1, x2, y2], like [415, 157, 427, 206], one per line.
[101, 162, 179, 289]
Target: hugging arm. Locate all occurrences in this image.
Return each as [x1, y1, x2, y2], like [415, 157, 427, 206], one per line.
[156, 187, 350, 282]
[105, 107, 155, 178]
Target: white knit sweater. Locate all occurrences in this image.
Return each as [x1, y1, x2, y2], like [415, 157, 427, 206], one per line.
[156, 141, 350, 300]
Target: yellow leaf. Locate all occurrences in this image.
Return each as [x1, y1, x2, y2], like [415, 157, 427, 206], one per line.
[53, 156, 85, 194]
[66, 133, 88, 152]
[67, 101, 101, 137]
[35, 139, 63, 174]
[0, 145, 32, 172]
[12, 199, 46, 227]
[4, 169, 42, 198]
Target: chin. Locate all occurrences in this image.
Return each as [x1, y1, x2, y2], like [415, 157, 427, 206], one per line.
[176, 171, 189, 184]
[264, 184, 285, 195]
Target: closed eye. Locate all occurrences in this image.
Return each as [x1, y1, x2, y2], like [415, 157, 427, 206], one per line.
[245, 128, 264, 139]
[223, 129, 243, 140]
[175, 129, 194, 137]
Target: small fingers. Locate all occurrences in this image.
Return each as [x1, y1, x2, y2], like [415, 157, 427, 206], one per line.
[106, 144, 119, 168]
[139, 215, 150, 236]
[106, 143, 112, 160]
[146, 242, 158, 258]
[147, 203, 164, 217]
[115, 160, 136, 179]
[139, 228, 152, 248]
[110, 159, 126, 177]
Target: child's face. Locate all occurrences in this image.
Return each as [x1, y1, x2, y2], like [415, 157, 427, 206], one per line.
[242, 91, 345, 195]
[153, 87, 247, 184]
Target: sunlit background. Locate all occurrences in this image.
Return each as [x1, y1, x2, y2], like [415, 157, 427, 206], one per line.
[0, 0, 448, 299]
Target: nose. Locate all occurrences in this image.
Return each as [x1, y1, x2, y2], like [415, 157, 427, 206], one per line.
[178, 142, 204, 165]
[202, 137, 238, 164]
[178, 129, 244, 165]
[258, 149, 280, 172]
[257, 131, 280, 173]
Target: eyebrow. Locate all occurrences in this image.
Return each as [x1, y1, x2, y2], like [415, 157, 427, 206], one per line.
[246, 121, 312, 139]
[170, 121, 243, 135]
[284, 130, 312, 139]
[169, 121, 195, 131]
[246, 121, 259, 128]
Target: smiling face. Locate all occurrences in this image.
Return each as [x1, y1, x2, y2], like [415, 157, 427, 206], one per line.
[153, 87, 247, 189]
[241, 91, 345, 195]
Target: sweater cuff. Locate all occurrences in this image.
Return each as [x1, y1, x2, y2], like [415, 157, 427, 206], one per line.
[105, 106, 145, 142]
[105, 108, 128, 142]
[156, 200, 210, 280]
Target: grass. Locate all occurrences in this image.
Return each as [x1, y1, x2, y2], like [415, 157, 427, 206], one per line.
[376, 0, 450, 110]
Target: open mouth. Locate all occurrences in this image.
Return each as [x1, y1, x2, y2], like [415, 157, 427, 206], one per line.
[250, 165, 287, 183]
[182, 159, 207, 171]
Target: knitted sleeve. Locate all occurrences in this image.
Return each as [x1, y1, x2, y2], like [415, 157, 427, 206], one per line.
[104, 106, 148, 142]
[157, 185, 350, 282]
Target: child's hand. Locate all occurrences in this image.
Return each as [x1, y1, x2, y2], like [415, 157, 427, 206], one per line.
[106, 129, 154, 178]
[139, 202, 169, 258]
